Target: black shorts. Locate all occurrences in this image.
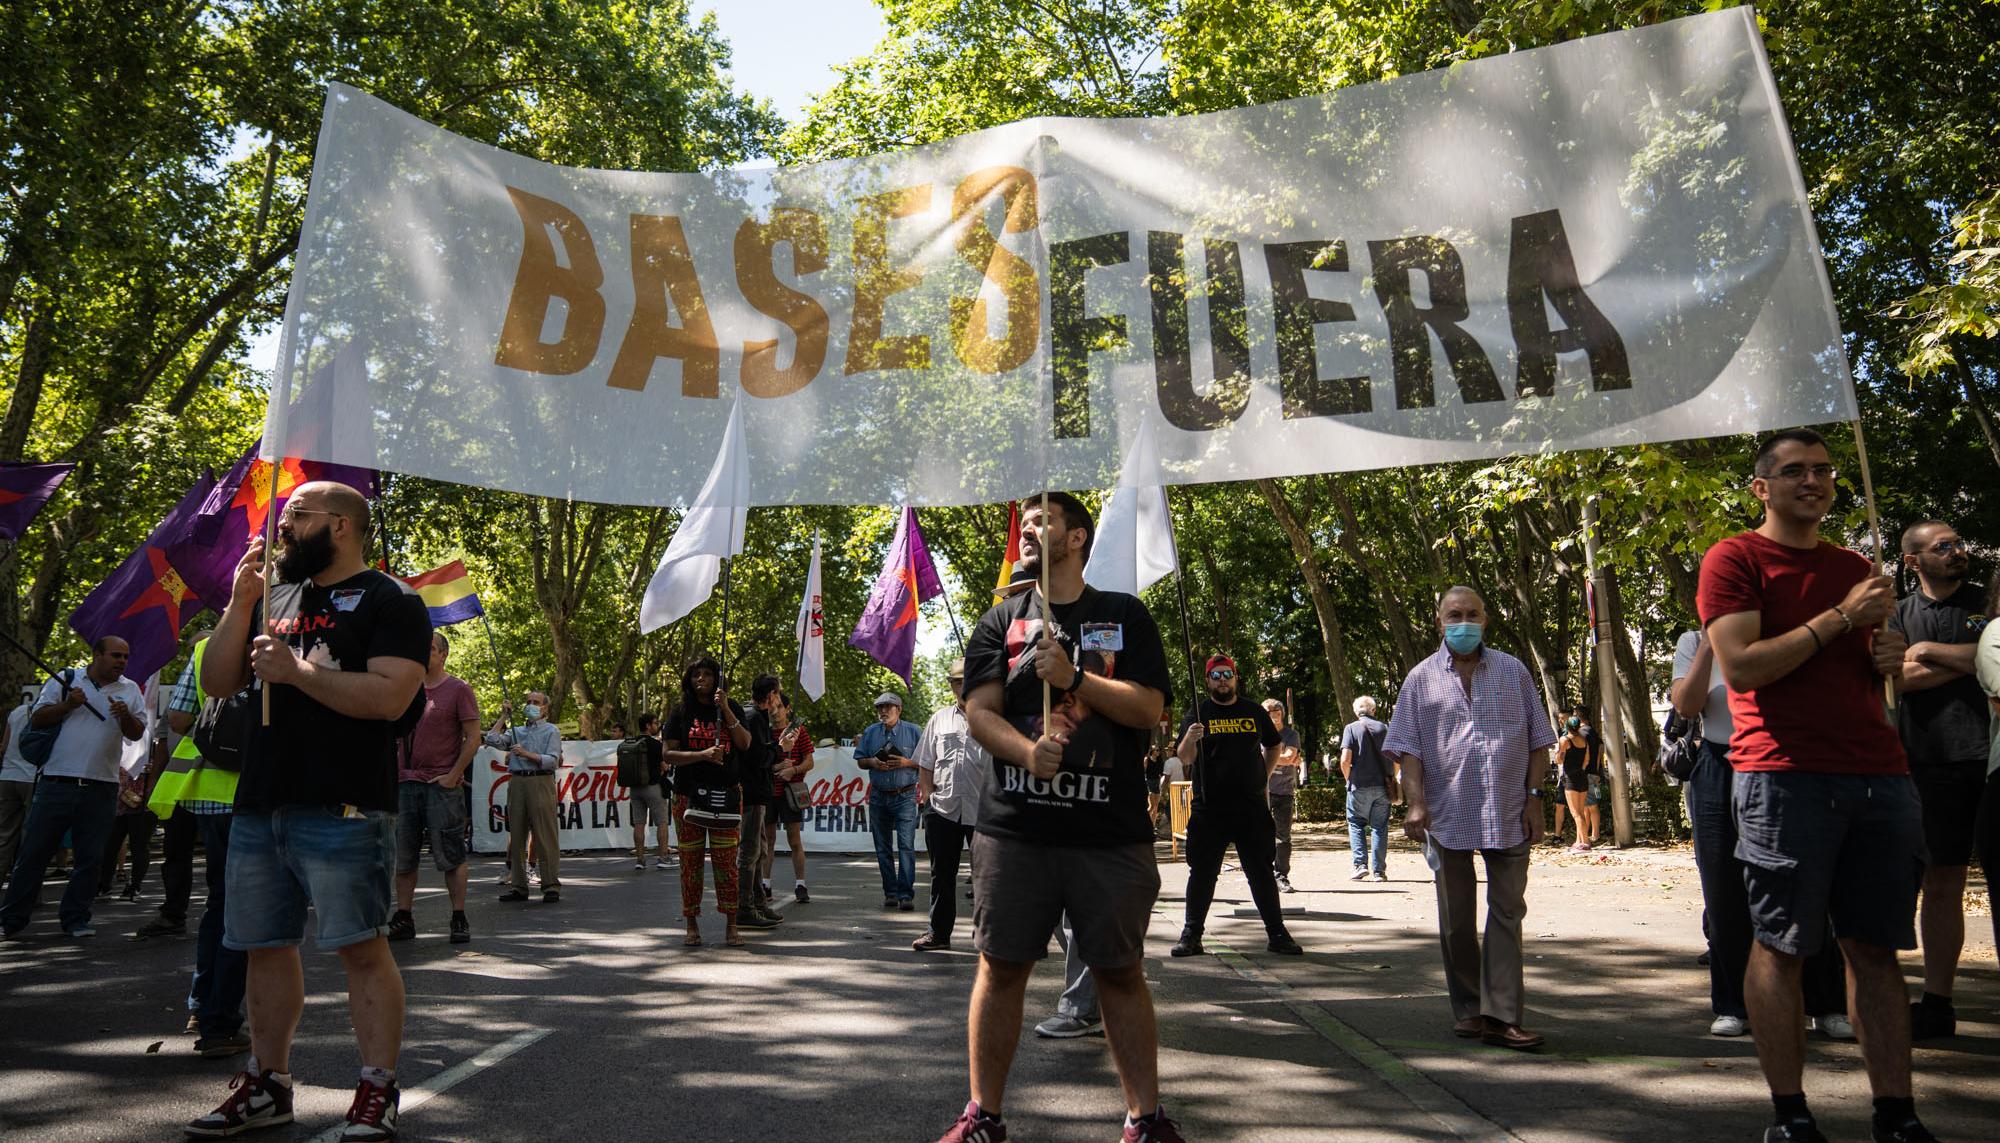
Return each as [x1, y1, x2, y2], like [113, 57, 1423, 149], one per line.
[1732, 770, 1924, 956]
[970, 832, 1159, 969]
[1911, 759, 1987, 867]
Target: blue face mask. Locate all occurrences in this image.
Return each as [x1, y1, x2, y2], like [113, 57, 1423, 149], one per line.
[523, 703, 543, 721]
[1443, 622, 1483, 655]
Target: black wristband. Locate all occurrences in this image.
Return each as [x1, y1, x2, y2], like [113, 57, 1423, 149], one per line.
[1804, 622, 1824, 651]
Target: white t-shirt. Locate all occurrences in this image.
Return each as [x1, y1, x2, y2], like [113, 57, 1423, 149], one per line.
[0, 703, 35, 784]
[913, 703, 990, 827]
[1671, 629, 1733, 746]
[33, 671, 145, 782]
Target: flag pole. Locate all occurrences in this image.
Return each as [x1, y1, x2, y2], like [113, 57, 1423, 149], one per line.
[1851, 418, 1896, 711]
[0, 626, 105, 720]
[260, 464, 278, 726]
[1039, 490, 1053, 729]
[477, 611, 512, 717]
[719, 554, 733, 689]
[1164, 487, 1207, 780]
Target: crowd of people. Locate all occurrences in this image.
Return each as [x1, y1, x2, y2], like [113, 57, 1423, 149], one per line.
[0, 431, 1992, 1142]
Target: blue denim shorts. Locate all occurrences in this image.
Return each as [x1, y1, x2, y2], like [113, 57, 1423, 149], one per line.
[1732, 770, 1924, 956]
[224, 807, 395, 951]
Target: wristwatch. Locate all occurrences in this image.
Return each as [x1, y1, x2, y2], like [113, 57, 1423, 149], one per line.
[1525, 787, 1544, 798]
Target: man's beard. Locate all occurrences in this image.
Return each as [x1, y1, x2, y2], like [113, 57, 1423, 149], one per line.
[275, 528, 336, 583]
[1209, 683, 1236, 702]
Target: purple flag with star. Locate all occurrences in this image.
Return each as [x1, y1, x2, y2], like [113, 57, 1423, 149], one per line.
[848, 506, 943, 682]
[170, 437, 376, 611]
[68, 472, 219, 683]
[0, 461, 75, 541]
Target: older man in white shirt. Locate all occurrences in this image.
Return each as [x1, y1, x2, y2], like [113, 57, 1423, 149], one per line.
[913, 659, 990, 952]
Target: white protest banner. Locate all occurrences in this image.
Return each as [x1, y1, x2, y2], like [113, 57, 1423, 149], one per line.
[471, 741, 878, 854]
[271, 8, 1849, 507]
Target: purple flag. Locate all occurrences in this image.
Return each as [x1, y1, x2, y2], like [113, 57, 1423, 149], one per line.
[172, 438, 376, 610]
[0, 461, 75, 541]
[848, 507, 944, 682]
[69, 473, 219, 684]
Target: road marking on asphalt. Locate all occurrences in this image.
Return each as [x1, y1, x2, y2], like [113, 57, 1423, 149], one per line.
[306, 1027, 550, 1142]
[1210, 946, 1521, 1142]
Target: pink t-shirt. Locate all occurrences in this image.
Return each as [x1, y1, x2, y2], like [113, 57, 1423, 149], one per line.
[401, 675, 481, 782]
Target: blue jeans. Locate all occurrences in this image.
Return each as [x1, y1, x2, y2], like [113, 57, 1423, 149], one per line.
[1347, 785, 1391, 874]
[869, 787, 918, 901]
[184, 812, 247, 1037]
[0, 778, 119, 933]
[225, 807, 395, 950]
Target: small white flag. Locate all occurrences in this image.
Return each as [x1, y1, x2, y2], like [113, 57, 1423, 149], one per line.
[794, 530, 826, 701]
[1085, 419, 1177, 595]
[640, 399, 749, 633]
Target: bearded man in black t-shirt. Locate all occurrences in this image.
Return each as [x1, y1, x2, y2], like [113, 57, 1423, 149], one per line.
[932, 491, 1184, 1143]
[190, 481, 431, 1142]
[1170, 654, 1302, 959]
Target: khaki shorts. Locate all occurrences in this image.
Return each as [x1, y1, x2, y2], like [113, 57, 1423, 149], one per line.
[970, 832, 1159, 969]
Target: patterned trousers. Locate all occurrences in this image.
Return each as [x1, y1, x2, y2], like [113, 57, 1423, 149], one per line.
[672, 796, 739, 917]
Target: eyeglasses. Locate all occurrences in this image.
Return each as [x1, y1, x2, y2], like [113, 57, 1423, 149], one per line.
[1764, 464, 1836, 482]
[1207, 668, 1235, 680]
[278, 506, 338, 525]
[1926, 539, 1966, 555]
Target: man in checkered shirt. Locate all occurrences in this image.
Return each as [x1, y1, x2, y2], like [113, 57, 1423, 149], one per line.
[1383, 586, 1555, 1052]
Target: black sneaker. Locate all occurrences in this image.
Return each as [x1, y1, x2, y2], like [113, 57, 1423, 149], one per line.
[1873, 1118, 1940, 1143]
[339, 1080, 399, 1141]
[449, 913, 470, 945]
[912, 932, 951, 951]
[497, 888, 528, 902]
[899, 898, 915, 912]
[1909, 1000, 1956, 1040]
[884, 896, 900, 909]
[1169, 931, 1204, 958]
[193, 1031, 251, 1058]
[385, 911, 415, 942]
[1764, 1120, 1829, 1143]
[1267, 933, 1304, 955]
[542, 888, 560, 904]
[133, 914, 187, 940]
[738, 909, 782, 930]
[185, 1069, 294, 1136]
[1122, 1108, 1186, 1143]
[794, 884, 810, 904]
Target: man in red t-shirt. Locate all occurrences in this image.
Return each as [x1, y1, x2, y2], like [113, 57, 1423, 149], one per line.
[1698, 428, 1931, 1143]
[388, 632, 482, 946]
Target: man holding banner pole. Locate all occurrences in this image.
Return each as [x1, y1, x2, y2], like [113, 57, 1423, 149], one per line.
[940, 490, 1181, 1143]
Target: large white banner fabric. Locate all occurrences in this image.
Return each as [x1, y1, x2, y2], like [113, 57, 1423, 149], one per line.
[471, 742, 879, 854]
[271, 8, 1850, 507]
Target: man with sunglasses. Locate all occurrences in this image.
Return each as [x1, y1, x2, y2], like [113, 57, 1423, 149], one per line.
[1169, 653, 1302, 958]
[188, 482, 431, 1142]
[1888, 519, 1989, 1042]
[1698, 429, 1931, 1143]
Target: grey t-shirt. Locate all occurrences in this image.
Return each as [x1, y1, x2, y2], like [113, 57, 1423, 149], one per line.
[1266, 727, 1303, 797]
[1672, 629, 1733, 746]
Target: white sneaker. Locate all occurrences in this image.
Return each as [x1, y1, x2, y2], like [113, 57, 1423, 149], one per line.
[1350, 867, 1370, 881]
[634, 860, 647, 872]
[1709, 1014, 1749, 1037]
[1811, 1014, 1855, 1040]
[67, 925, 96, 939]
[1370, 871, 1388, 882]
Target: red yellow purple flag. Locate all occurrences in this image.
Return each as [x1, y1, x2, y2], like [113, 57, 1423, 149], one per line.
[991, 501, 1021, 603]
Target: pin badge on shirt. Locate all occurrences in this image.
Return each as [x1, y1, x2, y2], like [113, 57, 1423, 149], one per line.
[1080, 623, 1124, 653]
[330, 589, 365, 613]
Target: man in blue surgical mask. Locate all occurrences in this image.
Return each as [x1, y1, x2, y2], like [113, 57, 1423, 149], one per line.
[486, 691, 564, 904]
[1382, 586, 1555, 1051]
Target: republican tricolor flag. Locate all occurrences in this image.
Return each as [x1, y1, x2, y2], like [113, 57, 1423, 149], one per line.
[399, 560, 485, 627]
[992, 501, 1021, 602]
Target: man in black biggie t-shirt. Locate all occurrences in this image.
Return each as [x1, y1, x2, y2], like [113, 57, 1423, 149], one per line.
[190, 481, 430, 1141]
[1171, 654, 1301, 959]
[932, 491, 1183, 1143]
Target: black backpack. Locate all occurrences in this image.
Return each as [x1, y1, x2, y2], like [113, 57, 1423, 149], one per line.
[16, 670, 74, 770]
[615, 737, 652, 787]
[191, 688, 255, 772]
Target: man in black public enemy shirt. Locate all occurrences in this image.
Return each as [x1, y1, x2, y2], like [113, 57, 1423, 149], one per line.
[188, 481, 430, 1142]
[1170, 653, 1302, 959]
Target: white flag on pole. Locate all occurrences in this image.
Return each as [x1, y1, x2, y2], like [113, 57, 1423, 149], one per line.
[639, 399, 748, 633]
[1085, 419, 1177, 596]
[794, 530, 826, 701]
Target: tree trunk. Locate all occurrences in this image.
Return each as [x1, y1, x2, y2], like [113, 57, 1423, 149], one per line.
[1256, 479, 1356, 721]
[1321, 474, 1425, 673]
[1952, 358, 2000, 472]
[1603, 564, 1660, 763]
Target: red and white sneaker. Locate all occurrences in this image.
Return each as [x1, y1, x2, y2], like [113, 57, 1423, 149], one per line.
[338, 1080, 399, 1141]
[1122, 1108, 1187, 1143]
[934, 1100, 1007, 1143]
[184, 1069, 294, 1136]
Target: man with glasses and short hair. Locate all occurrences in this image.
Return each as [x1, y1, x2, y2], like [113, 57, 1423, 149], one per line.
[1169, 653, 1302, 958]
[488, 690, 563, 905]
[1698, 428, 1932, 1143]
[855, 691, 922, 910]
[188, 482, 431, 1141]
[1887, 518, 1989, 1041]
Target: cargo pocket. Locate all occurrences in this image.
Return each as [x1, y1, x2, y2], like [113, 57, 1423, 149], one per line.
[1731, 772, 1797, 873]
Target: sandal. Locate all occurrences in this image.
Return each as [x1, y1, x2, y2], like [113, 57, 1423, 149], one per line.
[725, 928, 745, 948]
[683, 929, 703, 947]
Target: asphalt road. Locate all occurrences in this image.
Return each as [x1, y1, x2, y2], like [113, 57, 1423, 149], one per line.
[1, 827, 1994, 1142]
